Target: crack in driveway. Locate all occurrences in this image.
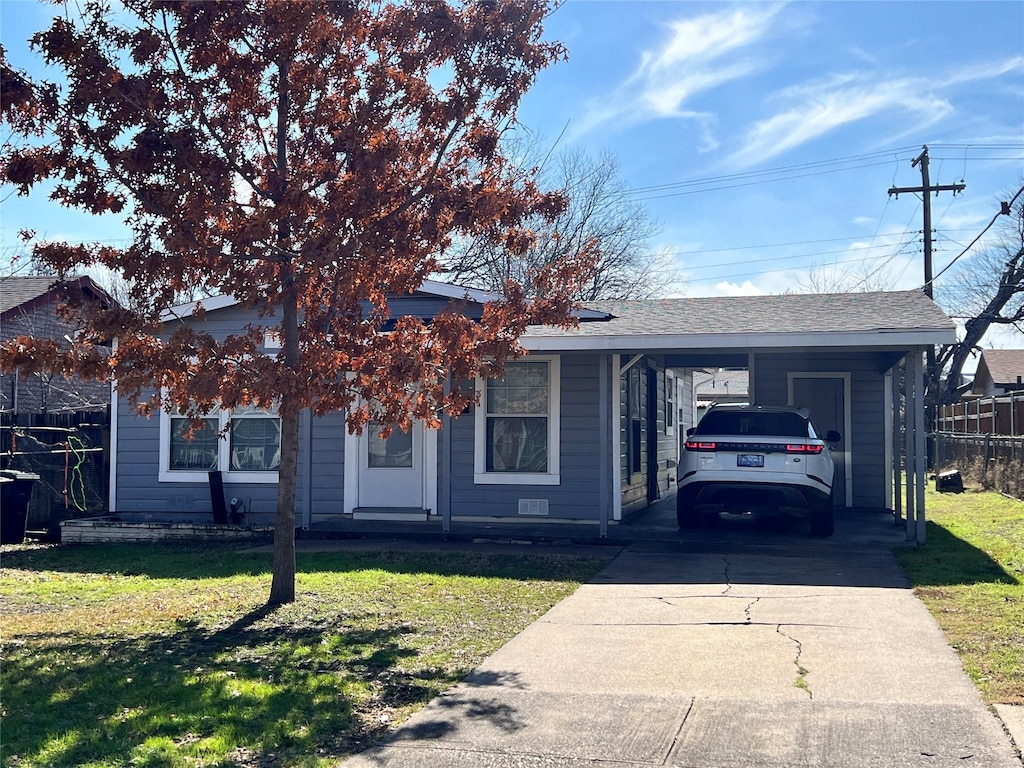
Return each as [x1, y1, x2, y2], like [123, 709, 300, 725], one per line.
[744, 596, 761, 624]
[776, 624, 812, 698]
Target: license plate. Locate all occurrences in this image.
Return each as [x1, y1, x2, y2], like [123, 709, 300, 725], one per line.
[737, 454, 764, 468]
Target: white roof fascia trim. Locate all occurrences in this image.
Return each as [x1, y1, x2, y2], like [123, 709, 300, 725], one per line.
[418, 279, 503, 304]
[161, 294, 240, 322]
[521, 328, 956, 352]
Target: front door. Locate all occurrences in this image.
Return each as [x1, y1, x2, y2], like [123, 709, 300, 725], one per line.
[791, 375, 850, 507]
[346, 419, 437, 517]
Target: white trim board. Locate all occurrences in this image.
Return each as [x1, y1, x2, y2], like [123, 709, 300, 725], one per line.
[523, 328, 955, 352]
[343, 417, 438, 515]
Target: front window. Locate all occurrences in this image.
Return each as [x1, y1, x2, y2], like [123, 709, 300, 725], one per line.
[475, 357, 560, 485]
[486, 361, 549, 472]
[160, 403, 280, 483]
[229, 405, 282, 471]
[169, 412, 219, 471]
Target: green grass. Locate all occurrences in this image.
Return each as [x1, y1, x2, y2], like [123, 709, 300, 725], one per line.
[895, 487, 1024, 705]
[0, 543, 609, 767]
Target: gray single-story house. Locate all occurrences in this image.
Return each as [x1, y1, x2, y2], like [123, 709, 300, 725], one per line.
[108, 282, 955, 542]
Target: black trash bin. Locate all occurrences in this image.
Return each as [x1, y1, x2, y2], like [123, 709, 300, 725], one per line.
[0, 470, 40, 544]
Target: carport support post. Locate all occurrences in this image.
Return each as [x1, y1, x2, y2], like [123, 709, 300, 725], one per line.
[598, 353, 610, 538]
[913, 350, 927, 544]
[904, 354, 917, 542]
[891, 362, 902, 526]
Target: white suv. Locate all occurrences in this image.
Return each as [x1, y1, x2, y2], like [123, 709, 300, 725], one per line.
[677, 404, 840, 536]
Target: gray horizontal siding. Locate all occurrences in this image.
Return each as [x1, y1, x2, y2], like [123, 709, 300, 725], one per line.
[309, 411, 346, 515]
[448, 353, 603, 519]
[115, 390, 350, 523]
[162, 304, 271, 342]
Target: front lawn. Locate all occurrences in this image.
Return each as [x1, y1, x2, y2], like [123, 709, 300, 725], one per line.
[0, 543, 609, 767]
[895, 488, 1024, 704]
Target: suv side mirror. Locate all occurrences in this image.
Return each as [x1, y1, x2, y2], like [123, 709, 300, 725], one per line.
[686, 427, 696, 437]
[825, 430, 842, 444]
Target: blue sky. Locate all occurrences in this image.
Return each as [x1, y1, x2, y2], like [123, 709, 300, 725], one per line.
[2, 1, 1023, 345]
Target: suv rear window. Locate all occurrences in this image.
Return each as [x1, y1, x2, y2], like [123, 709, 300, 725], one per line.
[694, 410, 812, 438]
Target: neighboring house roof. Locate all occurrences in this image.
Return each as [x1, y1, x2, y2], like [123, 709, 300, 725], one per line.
[524, 290, 955, 351]
[0, 275, 114, 320]
[975, 349, 1024, 388]
[693, 369, 749, 397]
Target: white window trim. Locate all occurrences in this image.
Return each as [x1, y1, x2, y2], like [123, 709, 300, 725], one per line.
[474, 356, 560, 486]
[158, 406, 280, 484]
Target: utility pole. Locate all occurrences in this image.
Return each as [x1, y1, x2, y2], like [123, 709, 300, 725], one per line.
[888, 145, 966, 298]
[887, 145, 965, 469]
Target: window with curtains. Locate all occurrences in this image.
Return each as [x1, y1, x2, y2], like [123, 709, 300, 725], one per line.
[160, 403, 280, 483]
[474, 357, 560, 485]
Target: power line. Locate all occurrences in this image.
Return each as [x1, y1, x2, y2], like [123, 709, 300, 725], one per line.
[683, 248, 919, 285]
[675, 239, 919, 271]
[926, 184, 1024, 287]
[624, 146, 923, 195]
[621, 143, 1022, 198]
[631, 160, 905, 201]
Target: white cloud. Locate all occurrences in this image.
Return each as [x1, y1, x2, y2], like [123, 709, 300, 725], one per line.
[654, 10, 778, 70]
[726, 54, 1023, 169]
[702, 280, 767, 297]
[941, 56, 1024, 87]
[571, 5, 783, 140]
[728, 76, 953, 168]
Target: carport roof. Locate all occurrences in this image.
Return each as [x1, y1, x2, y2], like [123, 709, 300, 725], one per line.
[523, 290, 956, 352]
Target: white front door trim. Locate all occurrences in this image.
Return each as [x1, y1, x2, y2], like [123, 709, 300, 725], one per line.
[343, 416, 438, 515]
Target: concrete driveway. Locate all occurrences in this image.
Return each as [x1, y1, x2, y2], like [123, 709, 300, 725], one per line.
[343, 536, 1020, 767]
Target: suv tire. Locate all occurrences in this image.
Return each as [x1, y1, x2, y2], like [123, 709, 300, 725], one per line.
[677, 489, 699, 529]
[810, 490, 835, 537]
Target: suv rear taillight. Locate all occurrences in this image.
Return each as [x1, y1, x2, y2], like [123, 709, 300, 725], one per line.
[685, 440, 823, 454]
[785, 444, 823, 454]
[685, 440, 717, 450]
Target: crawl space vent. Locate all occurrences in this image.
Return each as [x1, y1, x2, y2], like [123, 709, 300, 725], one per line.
[518, 499, 549, 516]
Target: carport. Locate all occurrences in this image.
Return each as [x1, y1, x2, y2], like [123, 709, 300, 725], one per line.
[522, 290, 957, 544]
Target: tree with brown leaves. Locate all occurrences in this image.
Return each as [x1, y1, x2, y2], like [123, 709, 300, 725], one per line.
[1, 0, 592, 605]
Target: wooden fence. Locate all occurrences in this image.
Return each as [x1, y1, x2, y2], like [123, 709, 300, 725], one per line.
[935, 394, 1024, 499]
[937, 392, 1024, 436]
[1, 408, 110, 538]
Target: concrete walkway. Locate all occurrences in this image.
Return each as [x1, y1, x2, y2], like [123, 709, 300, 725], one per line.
[344, 540, 1021, 767]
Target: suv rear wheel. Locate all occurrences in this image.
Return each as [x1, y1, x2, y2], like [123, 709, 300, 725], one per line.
[677, 488, 699, 529]
[810, 489, 835, 537]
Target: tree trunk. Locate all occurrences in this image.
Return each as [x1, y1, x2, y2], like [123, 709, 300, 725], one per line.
[269, 393, 299, 605]
[268, 283, 300, 605]
[268, 54, 297, 606]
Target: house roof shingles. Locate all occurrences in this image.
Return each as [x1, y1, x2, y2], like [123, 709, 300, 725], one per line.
[978, 349, 1024, 386]
[533, 290, 954, 337]
[0, 275, 113, 318]
[0, 275, 61, 315]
